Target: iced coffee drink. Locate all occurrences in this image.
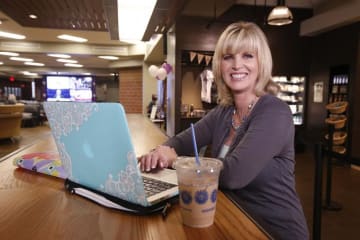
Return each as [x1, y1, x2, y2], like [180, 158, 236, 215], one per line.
[174, 157, 223, 228]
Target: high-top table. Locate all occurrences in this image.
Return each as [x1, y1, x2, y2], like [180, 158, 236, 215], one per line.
[0, 114, 270, 239]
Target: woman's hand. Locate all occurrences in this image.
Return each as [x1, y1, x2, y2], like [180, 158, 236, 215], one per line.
[138, 145, 178, 172]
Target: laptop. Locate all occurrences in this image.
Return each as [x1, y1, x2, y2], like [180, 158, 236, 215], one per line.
[43, 102, 178, 213]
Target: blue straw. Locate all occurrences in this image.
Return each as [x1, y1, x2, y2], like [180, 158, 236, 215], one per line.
[191, 123, 200, 166]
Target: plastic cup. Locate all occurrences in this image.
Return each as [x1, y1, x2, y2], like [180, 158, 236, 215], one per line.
[174, 157, 223, 228]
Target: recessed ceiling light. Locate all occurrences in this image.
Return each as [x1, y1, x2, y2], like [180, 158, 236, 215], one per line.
[22, 71, 38, 76]
[0, 30, 26, 40]
[64, 63, 83, 67]
[29, 14, 38, 19]
[10, 57, 33, 62]
[98, 56, 119, 60]
[56, 59, 78, 63]
[24, 62, 45, 66]
[0, 51, 19, 56]
[47, 53, 71, 58]
[0, 61, 3, 65]
[57, 34, 88, 43]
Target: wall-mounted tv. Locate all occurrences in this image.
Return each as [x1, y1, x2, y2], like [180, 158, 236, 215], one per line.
[45, 75, 95, 102]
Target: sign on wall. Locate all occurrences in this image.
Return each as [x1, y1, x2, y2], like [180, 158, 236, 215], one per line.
[314, 81, 323, 103]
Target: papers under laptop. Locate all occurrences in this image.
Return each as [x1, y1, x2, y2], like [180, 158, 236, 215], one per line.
[43, 102, 178, 214]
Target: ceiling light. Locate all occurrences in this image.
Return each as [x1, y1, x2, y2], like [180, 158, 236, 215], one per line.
[0, 62, 3, 65]
[0, 51, 19, 56]
[57, 59, 78, 63]
[267, 0, 293, 26]
[98, 56, 119, 60]
[22, 71, 38, 76]
[10, 57, 33, 62]
[64, 63, 83, 68]
[57, 34, 88, 43]
[29, 14, 38, 19]
[47, 53, 71, 58]
[0, 30, 26, 39]
[24, 62, 45, 66]
[117, 0, 157, 41]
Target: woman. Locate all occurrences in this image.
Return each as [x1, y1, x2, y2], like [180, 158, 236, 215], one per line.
[139, 21, 309, 239]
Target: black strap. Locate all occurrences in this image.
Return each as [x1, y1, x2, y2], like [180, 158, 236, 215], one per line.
[64, 178, 178, 216]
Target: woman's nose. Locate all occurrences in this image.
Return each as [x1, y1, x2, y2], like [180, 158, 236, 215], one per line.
[232, 55, 242, 69]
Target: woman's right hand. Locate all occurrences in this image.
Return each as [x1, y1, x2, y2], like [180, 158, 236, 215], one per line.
[138, 145, 178, 172]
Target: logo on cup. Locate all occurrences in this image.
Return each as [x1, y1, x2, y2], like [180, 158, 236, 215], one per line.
[211, 189, 217, 203]
[181, 190, 192, 205]
[195, 190, 208, 205]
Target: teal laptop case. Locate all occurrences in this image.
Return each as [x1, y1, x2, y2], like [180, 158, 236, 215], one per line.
[44, 102, 149, 207]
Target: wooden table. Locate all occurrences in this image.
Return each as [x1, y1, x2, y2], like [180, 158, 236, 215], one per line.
[0, 114, 270, 239]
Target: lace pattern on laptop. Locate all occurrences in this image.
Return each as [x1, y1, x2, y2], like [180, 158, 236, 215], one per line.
[100, 151, 148, 206]
[143, 176, 177, 197]
[43, 102, 99, 177]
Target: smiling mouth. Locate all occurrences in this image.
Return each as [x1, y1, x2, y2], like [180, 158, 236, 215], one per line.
[231, 73, 248, 80]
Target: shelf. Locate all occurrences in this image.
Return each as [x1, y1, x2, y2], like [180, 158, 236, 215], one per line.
[273, 75, 306, 126]
[325, 65, 350, 163]
[285, 101, 303, 105]
[292, 112, 303, 115]
[280, 91, 303, 95]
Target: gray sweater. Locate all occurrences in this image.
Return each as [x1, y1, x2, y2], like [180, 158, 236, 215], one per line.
[165, 94, 309, 239]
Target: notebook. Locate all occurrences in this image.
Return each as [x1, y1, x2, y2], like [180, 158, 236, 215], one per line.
[43, 102, 178, 214]
[13, 152, 68, 179]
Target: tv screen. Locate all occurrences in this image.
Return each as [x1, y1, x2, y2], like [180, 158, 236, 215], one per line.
[45, 75, 95, 102]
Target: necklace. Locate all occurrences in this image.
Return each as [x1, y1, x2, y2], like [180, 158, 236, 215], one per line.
[231, 99, 256, 130]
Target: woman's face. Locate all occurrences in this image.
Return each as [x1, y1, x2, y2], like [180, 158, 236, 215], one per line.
[220, 49, 259, 94]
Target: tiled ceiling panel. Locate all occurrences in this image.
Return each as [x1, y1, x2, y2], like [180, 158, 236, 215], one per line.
[0, 0, 108, 31]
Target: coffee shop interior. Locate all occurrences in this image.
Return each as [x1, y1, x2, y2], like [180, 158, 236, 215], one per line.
[0, 0, 360, 239]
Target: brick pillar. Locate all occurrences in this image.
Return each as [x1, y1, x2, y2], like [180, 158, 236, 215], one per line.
[118, 67, 143, 113]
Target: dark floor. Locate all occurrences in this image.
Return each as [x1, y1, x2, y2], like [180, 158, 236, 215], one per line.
[295, 147, 360, 240]
[1, 126, 360, 239]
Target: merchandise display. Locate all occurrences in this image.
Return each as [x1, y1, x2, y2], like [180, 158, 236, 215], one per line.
[325, 65, 350, 160]
[272, 76, 305, 125]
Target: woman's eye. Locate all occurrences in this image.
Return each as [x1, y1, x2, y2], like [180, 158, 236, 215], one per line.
[243, 53, 253, 59]
[222, 54, 233, 60]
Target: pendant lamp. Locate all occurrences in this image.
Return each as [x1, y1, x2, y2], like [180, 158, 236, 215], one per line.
[267, 0, 293, 26]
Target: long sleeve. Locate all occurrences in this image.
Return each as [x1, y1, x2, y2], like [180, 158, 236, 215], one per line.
[219, 97, 295, 189]
[163, 95, 308, 238]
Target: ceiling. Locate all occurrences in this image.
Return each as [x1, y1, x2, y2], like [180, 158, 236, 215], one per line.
[0, 0, 358, 80]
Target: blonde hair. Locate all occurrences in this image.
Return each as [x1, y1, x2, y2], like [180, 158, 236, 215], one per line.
[212, 21, 278, 106]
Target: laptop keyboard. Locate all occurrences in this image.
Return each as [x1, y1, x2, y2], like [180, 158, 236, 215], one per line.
[143, 177, 177, 197]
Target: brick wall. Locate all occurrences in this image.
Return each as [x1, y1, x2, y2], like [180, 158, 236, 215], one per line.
[118, 67, 142, 113]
